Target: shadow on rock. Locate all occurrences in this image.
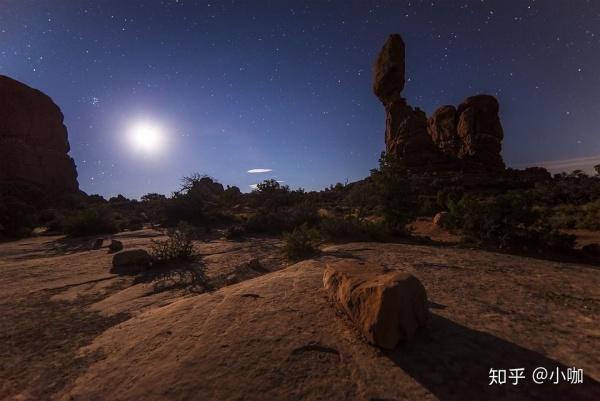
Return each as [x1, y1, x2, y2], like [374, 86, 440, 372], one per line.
[386, 314, 600, 401]
[135, 260, 212, 293]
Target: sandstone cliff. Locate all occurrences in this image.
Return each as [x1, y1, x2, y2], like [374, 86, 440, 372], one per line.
[0, 75, 79, 192]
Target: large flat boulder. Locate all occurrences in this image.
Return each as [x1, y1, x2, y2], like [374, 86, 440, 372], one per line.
[323, 260, 428, 349]
[111, 249, 151, 275]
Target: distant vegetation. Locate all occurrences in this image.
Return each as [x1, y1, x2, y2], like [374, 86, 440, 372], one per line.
[2, 159, 600, 259]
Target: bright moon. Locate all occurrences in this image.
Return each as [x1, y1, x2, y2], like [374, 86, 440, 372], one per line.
[127, 120, 166, 154]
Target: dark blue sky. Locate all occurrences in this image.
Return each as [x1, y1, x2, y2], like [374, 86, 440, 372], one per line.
[1, 0, 599, 198]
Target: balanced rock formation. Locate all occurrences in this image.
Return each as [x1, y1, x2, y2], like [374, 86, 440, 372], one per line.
[374, 34, 505, 172]
[0, 75, 78, 192]
[373, 34, 443, 169]
[323, 260, 428, 349]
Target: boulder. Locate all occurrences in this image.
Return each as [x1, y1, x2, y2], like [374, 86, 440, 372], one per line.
[108, 239, 124, 253]
[372, 33, 405, 104]
[582, 243, 600, 257]
[0, 75, 79, 193]
[323, 261, 428, 349]
[111, 249, 151, 275]
[92, 238, 104, 250]
[433, 212, 449, 227]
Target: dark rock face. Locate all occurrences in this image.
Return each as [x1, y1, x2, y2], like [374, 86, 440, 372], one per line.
[373, 34, 406, 104]
[373, 34, 506, 172]
[456, 95, 505, 170]
[428, 105, 459, 156]
[0, 75, 79, 193]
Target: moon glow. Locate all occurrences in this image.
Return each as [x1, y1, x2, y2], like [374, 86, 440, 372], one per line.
[127, 120, 166, 154]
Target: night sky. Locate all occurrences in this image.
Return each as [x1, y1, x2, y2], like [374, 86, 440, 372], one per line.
[1, 1, 599, 198]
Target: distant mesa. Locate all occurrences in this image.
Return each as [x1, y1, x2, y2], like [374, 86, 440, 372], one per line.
[373, 34, 505, 172]
[0, 75, 79, 193]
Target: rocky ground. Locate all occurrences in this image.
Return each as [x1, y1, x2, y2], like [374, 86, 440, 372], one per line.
[0, 228, 599, 401]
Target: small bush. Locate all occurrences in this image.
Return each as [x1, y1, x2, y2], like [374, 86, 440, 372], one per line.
[150, 222, 195, 264]
[245, 201, 320, 235]
[245, 210, 288, 234]
[62, 207, 119, 237]
[282, 224, 321, 261]
[319, 216, 389, 242]
[447, 192, 574, 251]
[0, 180, 49, 239]
[370, 153, 418, 233]
[576, 199, 600, 230]
[0, 196, 37, 238]
[225, 225, 245, 240]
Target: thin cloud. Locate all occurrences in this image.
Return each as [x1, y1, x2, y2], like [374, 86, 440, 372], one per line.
[249, 184, 258, 190]
[516, 154, 600, 173]
[247, 168, 272, 174]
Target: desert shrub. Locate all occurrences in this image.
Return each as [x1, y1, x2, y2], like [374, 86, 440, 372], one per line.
[286, 200, 320, 228]
[160, 174, 229, 227]
[576, 199, 600, 230]
[225, 225, 246, 240]
[0, 180, 48, 239]
[447, 192, 574, 251]
[121, 217, 144, 231]
[319, 216, 389, 242]
[250, 179, 294, 209]
[140, 193, 167, 223]
[62, 207, 119, 237]
[163, 191, 206, 226]
[436, 187, 463, 210]
[0, 196, 37, 238]
[282, 224, 321, 260]
[244, 210, 288, 234]
[534, 171, 600, 206]
[150, 222, 195, 264]
[343, 179, 380, 218]
[245, 200, 320, 234]
[370, 153, 418, 232]
[543, 229, 577, 252]
[418, 196, 438, 216]
[222, 185, 242, 207]
[548, 199, 600, 231]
